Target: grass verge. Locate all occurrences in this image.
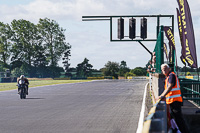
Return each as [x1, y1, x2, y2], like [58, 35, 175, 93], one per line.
[0, 80, 92, 91]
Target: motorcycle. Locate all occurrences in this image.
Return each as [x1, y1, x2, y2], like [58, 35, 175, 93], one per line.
[18, 80, 28, 99]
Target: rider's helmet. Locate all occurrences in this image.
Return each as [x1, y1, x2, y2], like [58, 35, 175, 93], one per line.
[20, 75, 25, 80]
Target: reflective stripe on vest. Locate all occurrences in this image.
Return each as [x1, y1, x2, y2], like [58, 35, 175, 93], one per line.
[166, 94, 182, 99]
[165, 72, 182, 104]
[171, 88, 181, 91]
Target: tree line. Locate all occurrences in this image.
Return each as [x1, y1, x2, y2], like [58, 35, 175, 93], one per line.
[0, 18, 71, 78]
[67, 59, 147, 79]
[100, 60, 147, 79]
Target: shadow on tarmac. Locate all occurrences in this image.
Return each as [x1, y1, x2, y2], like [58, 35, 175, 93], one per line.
[25, 98, 45, 100]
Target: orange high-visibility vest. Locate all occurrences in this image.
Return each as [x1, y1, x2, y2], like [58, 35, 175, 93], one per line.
[165, 72, 183, 104]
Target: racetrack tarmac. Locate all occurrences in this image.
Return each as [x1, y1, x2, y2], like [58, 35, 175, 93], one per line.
[0, 79, 148, 133]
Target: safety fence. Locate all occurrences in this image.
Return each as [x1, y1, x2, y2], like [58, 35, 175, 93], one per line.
[180, 78, 200, 106]
[142, 100, 167, 133]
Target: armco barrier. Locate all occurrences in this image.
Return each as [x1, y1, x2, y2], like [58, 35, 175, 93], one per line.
[142, 100, 167, 133]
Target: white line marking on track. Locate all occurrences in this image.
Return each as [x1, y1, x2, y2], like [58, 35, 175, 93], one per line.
[136, 82, 149, 133]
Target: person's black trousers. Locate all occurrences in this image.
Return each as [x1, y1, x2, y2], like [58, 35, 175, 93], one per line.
[170, 101, 190, 133]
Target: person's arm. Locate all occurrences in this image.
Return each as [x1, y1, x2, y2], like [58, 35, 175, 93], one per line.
[25, 78, 29, 85]
[156, 83, 174, 100]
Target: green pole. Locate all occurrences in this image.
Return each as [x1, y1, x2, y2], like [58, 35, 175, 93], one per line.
[156, 25, 164, 73]
[172, 15, 176, 72]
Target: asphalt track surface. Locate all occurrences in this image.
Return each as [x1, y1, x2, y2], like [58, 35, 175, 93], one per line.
[0, 79, 148, 133]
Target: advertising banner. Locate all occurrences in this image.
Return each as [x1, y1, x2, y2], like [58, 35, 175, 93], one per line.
[176, 8, 186, 65]
[164, 27, 175, 63]
[177, 0, 198, 68]
[164, 43, 168, 60]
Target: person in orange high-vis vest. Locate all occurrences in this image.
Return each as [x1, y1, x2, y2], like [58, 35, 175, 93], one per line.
[156, 64, 189, 133]
[165, 71, 183, 104]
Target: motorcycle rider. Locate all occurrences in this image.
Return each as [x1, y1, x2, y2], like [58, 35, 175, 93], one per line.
[17, 75, 29, 95]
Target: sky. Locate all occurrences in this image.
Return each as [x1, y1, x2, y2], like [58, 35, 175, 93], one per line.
[0, 0, 200, 70]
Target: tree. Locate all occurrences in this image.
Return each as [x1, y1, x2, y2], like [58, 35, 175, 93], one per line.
[102, 61, 119, 79]
[131, 67, 146, 76]
[11, 19, 38, 65]
[10, 19, 44, 77]
[47, 65, 64, 78]
[11, 63, 29, 77]
[32, 41, 48, 78]
[118, 60, 130, 76]
[0, 61, 6, 72]
[38, 18, 70, 66]
[62, 46, 71, 72]
[0, 22, 12, 65]
[76, 58, 93, 78]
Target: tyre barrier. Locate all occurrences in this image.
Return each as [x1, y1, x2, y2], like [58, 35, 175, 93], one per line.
[142, 100, 167, 133]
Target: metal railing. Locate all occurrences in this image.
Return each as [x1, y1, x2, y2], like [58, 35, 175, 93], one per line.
[179, 78, 200, 106]
[142, 100, 167, 133]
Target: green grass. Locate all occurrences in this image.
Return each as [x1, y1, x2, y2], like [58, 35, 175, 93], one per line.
[0, 80, 92, 91]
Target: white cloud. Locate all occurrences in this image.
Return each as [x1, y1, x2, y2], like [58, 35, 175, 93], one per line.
[0, 0, 107, 22]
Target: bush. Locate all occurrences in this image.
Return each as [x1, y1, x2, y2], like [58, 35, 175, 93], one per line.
[125, 72, 136, 77]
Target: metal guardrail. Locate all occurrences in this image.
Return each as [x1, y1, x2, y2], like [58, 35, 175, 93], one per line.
[142, 100, 167, 133]
[180, 79, 200, 106]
